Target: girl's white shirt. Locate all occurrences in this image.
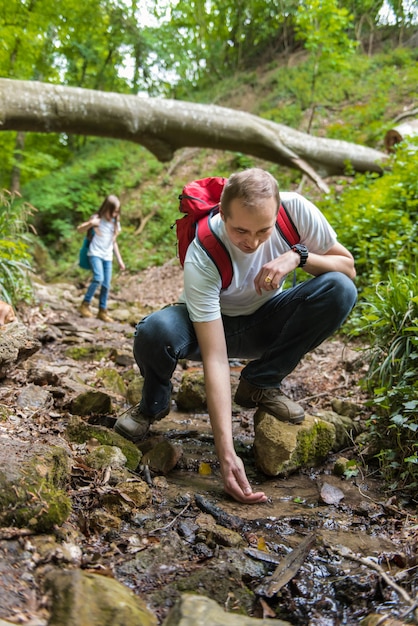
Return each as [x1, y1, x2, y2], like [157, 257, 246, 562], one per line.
[180, 192, 337, 322]
[88, 217, 121, 261]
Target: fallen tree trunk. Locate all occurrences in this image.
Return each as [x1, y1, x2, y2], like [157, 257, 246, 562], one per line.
[0, 78, 387, 191]
[384, 119, 418, 152]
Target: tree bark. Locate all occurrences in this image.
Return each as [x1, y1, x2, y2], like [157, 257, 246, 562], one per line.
[0, 78, 387, 192]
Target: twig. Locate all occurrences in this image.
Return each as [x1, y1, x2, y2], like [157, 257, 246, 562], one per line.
[0, 527, 34, 540]
[300, 385, 346, 402]
[134, 207, 157, 236]
[328, 544, 415, 607]
[149, 500, 191, 535]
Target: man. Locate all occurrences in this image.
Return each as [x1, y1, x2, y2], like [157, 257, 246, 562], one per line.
[115, 168, 357, 504]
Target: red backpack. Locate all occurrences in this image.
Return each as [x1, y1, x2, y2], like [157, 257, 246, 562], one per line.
[175, 176, 300, 289]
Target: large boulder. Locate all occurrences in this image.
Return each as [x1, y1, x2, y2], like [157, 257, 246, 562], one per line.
[253, 411, 336, 477]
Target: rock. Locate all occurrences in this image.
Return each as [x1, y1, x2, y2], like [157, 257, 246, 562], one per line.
[101, 479, 152, 516]
[195, 513, 243, 548]
[16, 383, 54, 410]
[0, 321, 41, 379]
[126, 376, 144, 405]
[65, 416, 141, 470]
[253, 412, 336, 476]
[308, 409, 361, 451]
[44, 569, 158, 626]
[319, 481, 345, 505]
[163, 594, 291, 626]
[0, 436, 71, 531]
[333, 456, 354, 476]
[96, 367, 127, 396]
[67, 390, 112, 416]
[331, 398, 364, 418]
[142, 440, 183, 474]
[85, 444, 127, 469]
[176, 371, 206, 411]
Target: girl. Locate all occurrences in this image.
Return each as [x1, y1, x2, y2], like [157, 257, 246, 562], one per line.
[77, 194, 125, 322]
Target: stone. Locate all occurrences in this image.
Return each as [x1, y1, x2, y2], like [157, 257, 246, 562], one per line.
[85, 444, 127, 470]
[0, 322, 41, 379]
[96, 367, 127, 396]
[65, 416, 141, 470]
[101, 479, 152, 516]
[68, 390, 112, 416]
[44, 569, 158, 626]
[253, 412, 336, 477]
[176, 371, 206, 411]
[316, 409, 363, 450]
[142, 440, 183, 474]
[163, 594, 291, 626]
[0, 436, 71, 531]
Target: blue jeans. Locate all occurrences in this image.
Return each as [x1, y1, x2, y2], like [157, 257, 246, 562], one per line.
[84, 256, 112, 310]
[133, 272, 357, 417]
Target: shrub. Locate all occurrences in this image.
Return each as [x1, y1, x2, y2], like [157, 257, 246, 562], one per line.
[0, 190, 35, 305]
[358, 269, 418, 493]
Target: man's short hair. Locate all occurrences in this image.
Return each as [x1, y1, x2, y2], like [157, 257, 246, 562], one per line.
[220, 168, 280, 218]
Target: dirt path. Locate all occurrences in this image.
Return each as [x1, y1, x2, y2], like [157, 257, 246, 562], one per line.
[1, 263, 417, 626]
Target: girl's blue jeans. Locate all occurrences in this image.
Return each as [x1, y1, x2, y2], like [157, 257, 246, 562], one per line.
[133, 272, 357, 418]
[84, 256, 112, 310]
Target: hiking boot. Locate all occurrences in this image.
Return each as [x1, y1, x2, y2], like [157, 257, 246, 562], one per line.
[97, 308, 113, 322]
[114, 404, 170, 443]
[234, 378, 305, 424]
[79, 301, 93, 318]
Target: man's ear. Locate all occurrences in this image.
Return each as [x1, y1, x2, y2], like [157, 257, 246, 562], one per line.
[219, 207, 226, 222]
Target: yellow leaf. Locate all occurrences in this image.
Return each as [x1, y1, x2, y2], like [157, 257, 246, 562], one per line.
[198, 462, 212, 475]
[257, 536, 268, 552]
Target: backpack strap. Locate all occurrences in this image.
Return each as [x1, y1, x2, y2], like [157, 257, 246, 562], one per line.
[276, 202, 300, 246]
[196, 210, 233, 290]
[196, 202, 300, 291]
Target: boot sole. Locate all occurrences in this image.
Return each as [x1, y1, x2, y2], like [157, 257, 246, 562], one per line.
[114, 422, 148, 443]
[259, 403, 305, 425]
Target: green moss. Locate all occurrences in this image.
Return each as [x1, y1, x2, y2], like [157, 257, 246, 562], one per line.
[96, 368, 126, 396]
[65, 345, 110, 361]
[294, 421, 335, 466]
[65, 417, 141, 470]
[0, 447, 72, 532]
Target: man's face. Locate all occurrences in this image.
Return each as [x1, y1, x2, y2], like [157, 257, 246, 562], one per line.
[221, 197, 277, 254]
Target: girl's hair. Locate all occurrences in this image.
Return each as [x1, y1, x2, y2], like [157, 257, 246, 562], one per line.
[220, 168, 280, 218]
[98, 195, 121, 220]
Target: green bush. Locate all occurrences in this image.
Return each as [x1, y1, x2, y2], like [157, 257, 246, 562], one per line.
[357, 269, 418, 493]
[319, 138, 418, 302]
[0, 190, 35, 305]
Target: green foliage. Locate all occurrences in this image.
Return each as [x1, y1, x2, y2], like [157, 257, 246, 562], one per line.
[319, 138, 418, 301]
[357, 270, 418, 493]
[320, 138, 418, 494]
[0, 191, 35, 305]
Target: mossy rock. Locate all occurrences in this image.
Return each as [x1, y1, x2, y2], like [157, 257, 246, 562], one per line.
[65, 345, 111, 361]
[0, 443, 71, 532]
[65, 416, 141, 470]
[254, 413, 336, 477]
[96, 367, 127, 396]
[68, 390, 112, 416]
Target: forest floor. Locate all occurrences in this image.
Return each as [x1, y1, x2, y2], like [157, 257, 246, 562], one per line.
[0, 262, 417, 626]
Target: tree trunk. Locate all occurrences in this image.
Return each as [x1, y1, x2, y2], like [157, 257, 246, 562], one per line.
[0, 78, 388, 192]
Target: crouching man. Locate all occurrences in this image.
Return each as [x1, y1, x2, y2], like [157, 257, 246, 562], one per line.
[115, 168, 357, 504]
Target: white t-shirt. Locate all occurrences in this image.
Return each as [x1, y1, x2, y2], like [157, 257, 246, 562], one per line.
[88, 217, 121, 261]
[180, 192, 337, 322]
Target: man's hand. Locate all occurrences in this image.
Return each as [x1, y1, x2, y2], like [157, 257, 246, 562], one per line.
[254, 252, 298, 295]
[221, 453, 267, 504]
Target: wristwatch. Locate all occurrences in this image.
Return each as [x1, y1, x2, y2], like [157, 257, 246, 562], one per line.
[291, 244, 309, 268]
